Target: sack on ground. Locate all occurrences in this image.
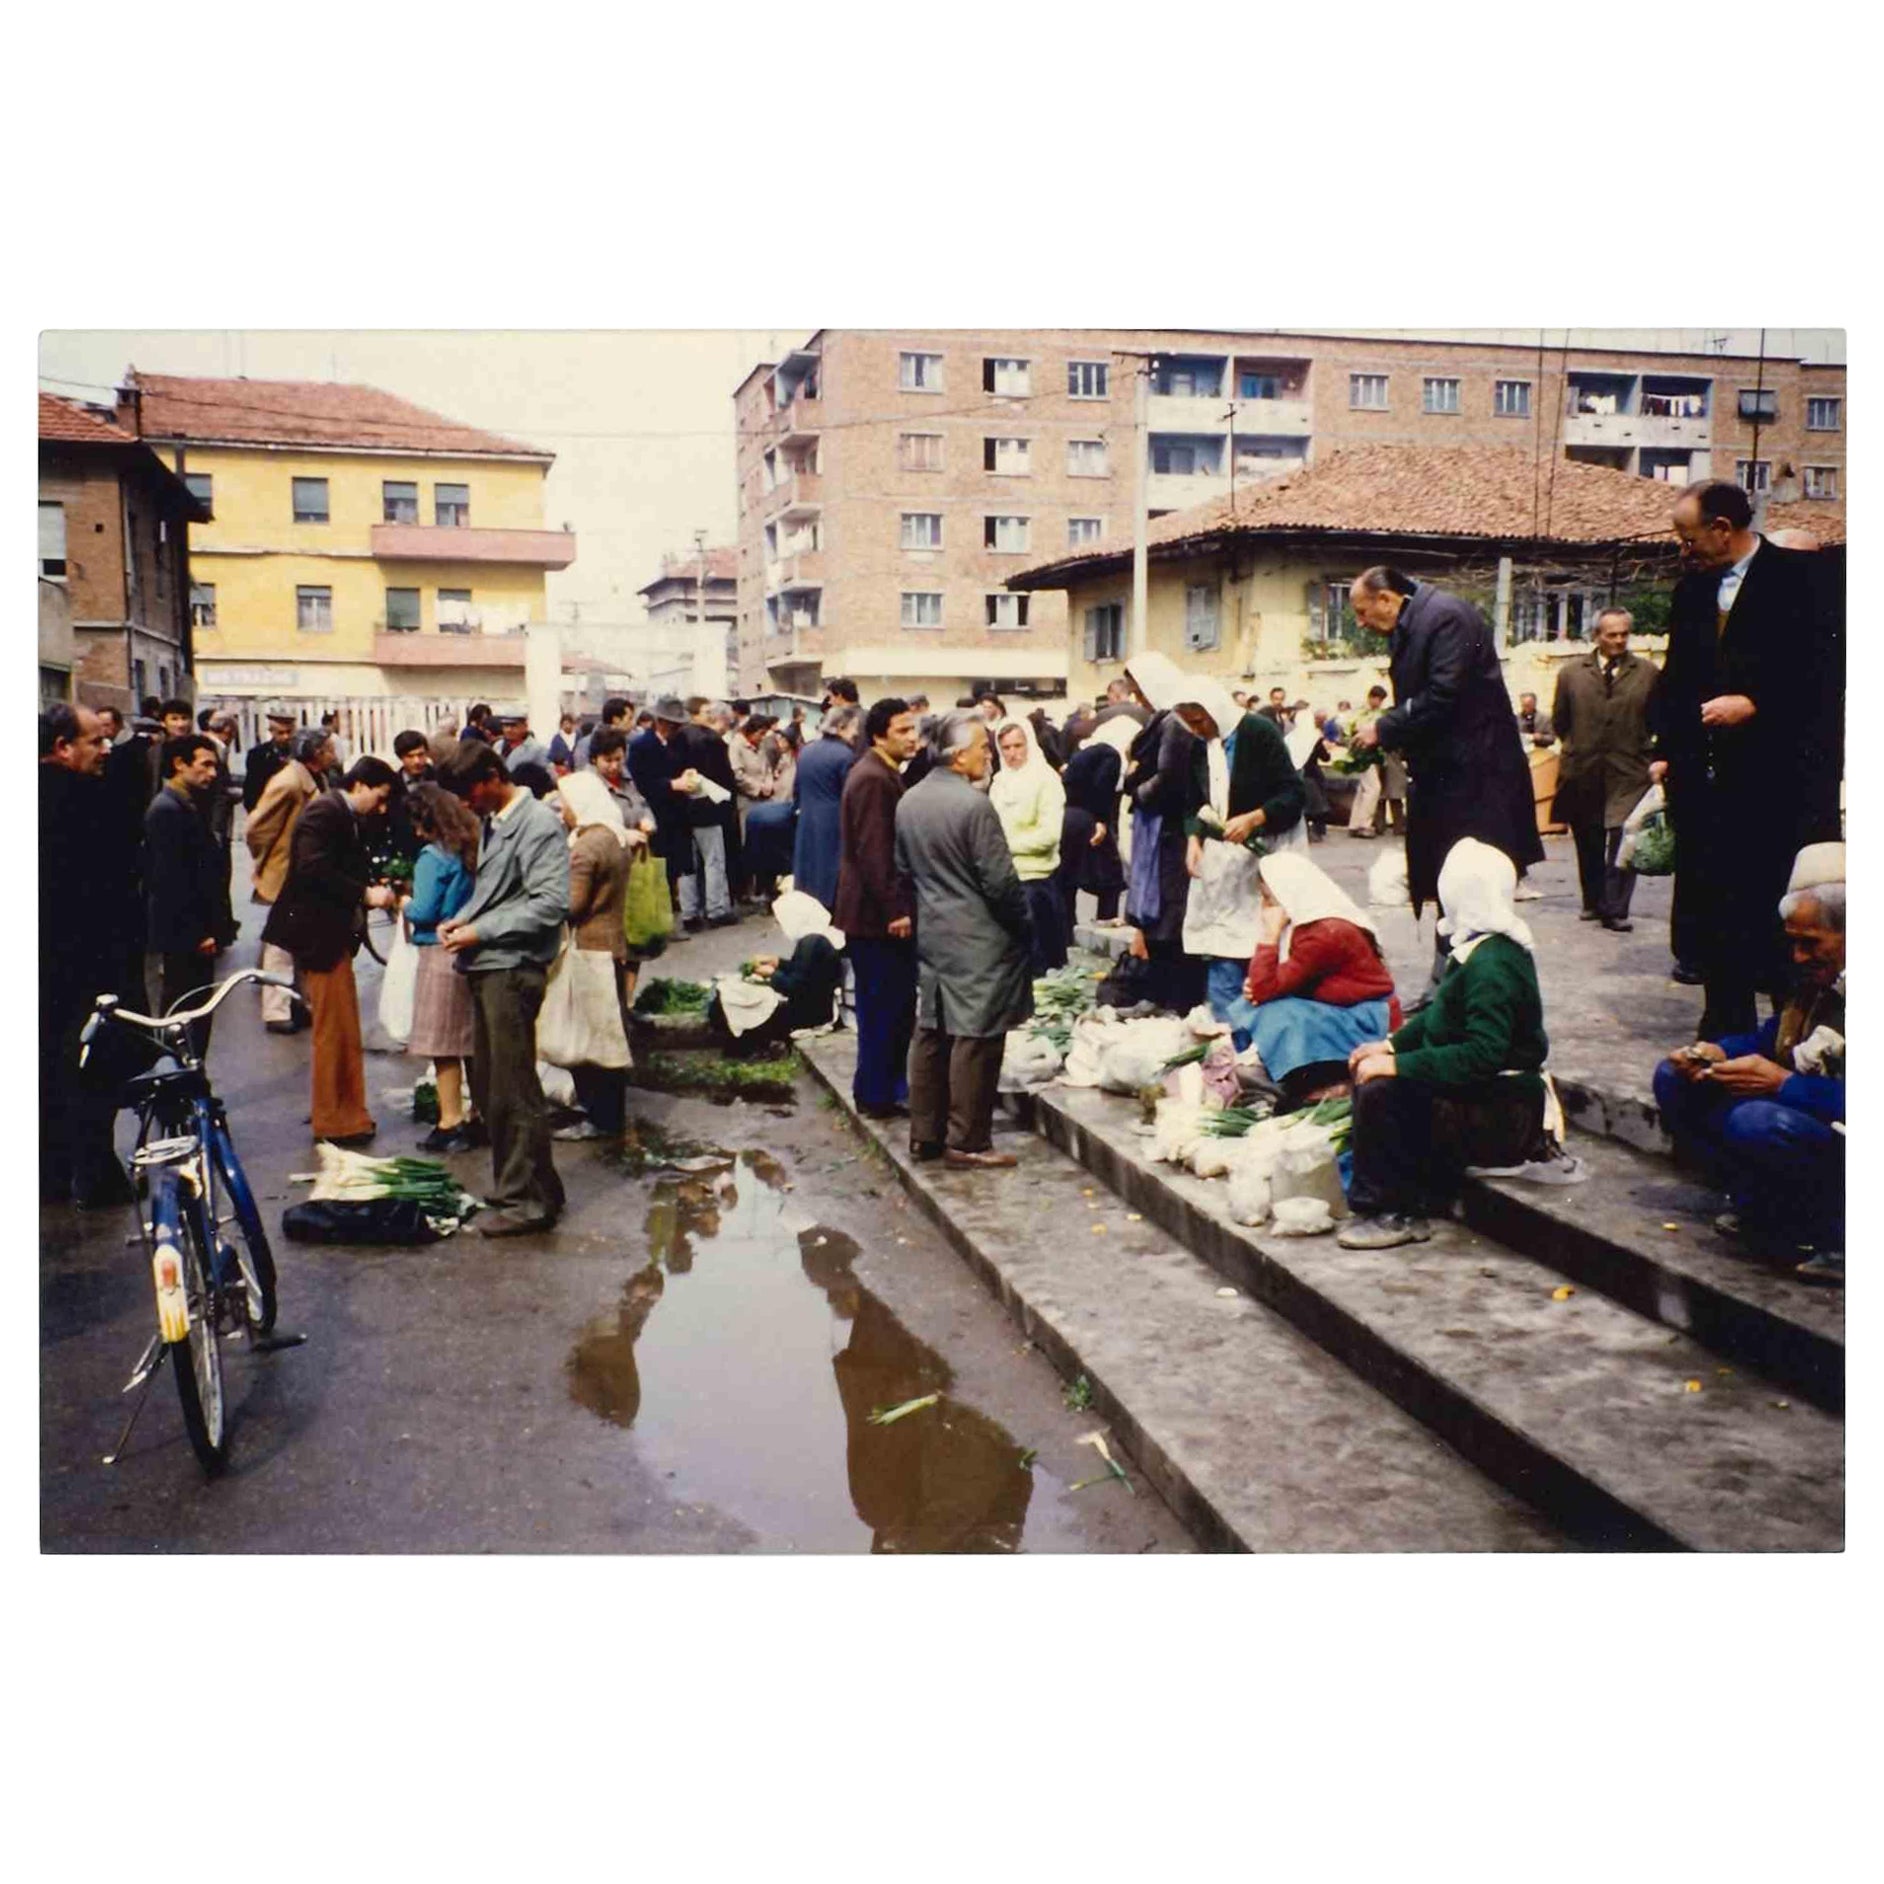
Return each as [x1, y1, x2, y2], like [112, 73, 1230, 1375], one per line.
[377, 916, 418, 1044]
[1367, 846, 1409, 908]
[282, 1197, 444, 1245]
[997, 1030, 1065, 1092]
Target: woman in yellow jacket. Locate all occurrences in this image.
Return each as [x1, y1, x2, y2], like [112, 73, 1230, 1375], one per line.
[990, 716, 1067, 973]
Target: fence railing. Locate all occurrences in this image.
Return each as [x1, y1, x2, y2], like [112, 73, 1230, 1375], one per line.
[197, 693, 475, 764]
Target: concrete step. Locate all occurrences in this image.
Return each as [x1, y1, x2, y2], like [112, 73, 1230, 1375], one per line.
[1463, 1135, 1844, 1415]
[1008, 1079, 1842, 1552]
[798, 1035, 1563, 1553]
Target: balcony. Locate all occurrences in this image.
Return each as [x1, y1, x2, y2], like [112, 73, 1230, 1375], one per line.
[763, 468, 825, 519]
[774, 553, 825, 592]
[370, 523, 577, 568]
[1147, 469, 1231, 512]
[1230, 396, 1312, 436]
[1148, 391, 1232, 432]
[375, 629, 529, 668]
[1560, 410, 1711, 452]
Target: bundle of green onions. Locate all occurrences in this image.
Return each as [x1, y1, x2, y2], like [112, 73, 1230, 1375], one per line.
[303, 1143, 478, 1219]
[1161, 1042, 1211, 1071]
[1032, 966, 1094, 1021]
[1196, 1106, 1268, 1137]
[1330, 744, 1384, 777]
[1299, 1095, 1354, 1150]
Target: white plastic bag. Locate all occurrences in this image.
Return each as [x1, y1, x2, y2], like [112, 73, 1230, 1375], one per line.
[1227, 1158, 1272, 1227]
[997, 1030, 1065, 1092]
[1094, 1017, 1190, 1093]
[378, 915, 417, 1045]
[1367, 845, 1409, 909]
[538, 1060, 577, 1108]
[1152, 1099, 1206, 1166]
[1615, 782, 1666, 869]
[537, 932, 632, 1070]
[1271, 1196, 1335, 1236]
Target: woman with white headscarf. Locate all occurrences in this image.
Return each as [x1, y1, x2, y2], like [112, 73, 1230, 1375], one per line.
[1119, 650, 1207, 1010]
[552, 769, 642, 1140]
[1170, 675, 1306, 1030]
[990, 715, 1068, 972]
[1239, 851, 1400, 1104]
[1336, 838, 1551, 1250]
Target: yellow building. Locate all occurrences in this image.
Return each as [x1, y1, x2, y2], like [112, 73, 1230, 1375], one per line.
[119, 371, 575, 745]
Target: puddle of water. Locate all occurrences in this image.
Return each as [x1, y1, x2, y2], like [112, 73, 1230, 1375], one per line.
[566, 1163, 1035, 1552]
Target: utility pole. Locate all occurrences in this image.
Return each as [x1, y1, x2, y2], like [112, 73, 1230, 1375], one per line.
[1747, 327, 1768, 528]
[1132, 357, 1150, 660]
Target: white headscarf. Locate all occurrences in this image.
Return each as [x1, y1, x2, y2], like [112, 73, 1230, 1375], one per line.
[1259, 851, 1380, 962]
[1123, 649, 1188, 714]
[1435, 838, 1534, 962]
[557, 768, 630, 847]
[1088, 713, 1139, 759]
[772, 888, 845, 950]
[989, 716, 1065, 845]
[1174, 676, 1242, 743]
[990, 716, 1052, 792]
[1283, 709, 1322, 769]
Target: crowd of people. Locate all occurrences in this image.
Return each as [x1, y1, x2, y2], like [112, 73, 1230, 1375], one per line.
[38, 480, 1843, 1279]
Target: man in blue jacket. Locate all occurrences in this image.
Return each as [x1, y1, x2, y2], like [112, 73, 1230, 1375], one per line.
[437, 740, 572, 1236]
[1652, 846, 1844, 1281]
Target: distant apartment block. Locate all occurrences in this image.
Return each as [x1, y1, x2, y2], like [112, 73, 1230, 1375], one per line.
[637, 546, 738, 686]
[731, 329, 1846, 702]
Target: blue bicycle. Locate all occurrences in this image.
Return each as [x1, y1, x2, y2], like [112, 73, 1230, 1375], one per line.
[80, 968, 304, 1474]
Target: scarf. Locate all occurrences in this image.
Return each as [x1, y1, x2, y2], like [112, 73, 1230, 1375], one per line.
[1435, 838, 1534, 963]
[1259, 851, 1381, 963]
[1124, 649, 1188, 713]
[556, 768, 631, 846]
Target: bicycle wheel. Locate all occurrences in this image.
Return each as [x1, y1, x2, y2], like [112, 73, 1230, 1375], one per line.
[170, 1206, 228, 1474]
[211, 1129, 277, 1336]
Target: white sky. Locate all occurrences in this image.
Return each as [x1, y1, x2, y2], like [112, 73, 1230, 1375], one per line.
[36, 327, 1842, 634]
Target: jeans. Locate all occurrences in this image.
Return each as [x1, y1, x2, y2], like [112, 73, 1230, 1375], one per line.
[1652, 1060, 1843, 1239]
[849, 935, 916, 1109]
[677, 823, 730, 921]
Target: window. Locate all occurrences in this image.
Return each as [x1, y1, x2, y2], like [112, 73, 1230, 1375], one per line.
[984, 515, 1030, 553]
[1350, 373, 1389, 410]
[295, 585, 333, 632]
[1151, 440, 1195, 475]
[1738, 388, 1779, 422]
[899, 431, 943, 471]
[1807, 397, 1842, 431]
[1311, 581, 1362, 651]
[434, 482, 470, 527]
[983, 357, 1032, 396]
[38, 501, 67, 578]
[1184, 583, 1220, 652]
[1083, 602, 1124, 662]
[986, 593, 1030, 630]
[900, 512, 943, 550]
[189, 582, 217, 628]
[1735, 460, 1771, 494]
[1068, 516, 1105, 547]
[984, 436, 1032, 474]
[291, 476, 329, 523]
[1068, 360, 1109, 399]
[1239, 372, 1280, 401]
[1423, 377, 1461, 415]
[1067, 438, 1109, 477]
[438, 588, 474, 631]
[383, 479, 419, 524]
[900, 351, 944, 392]
[384, 586, 421, 631]
[184, 472, 214, 516]
[900, 591, 944, 627]
[763, 448, 779, 489]
[1804, 466, 1839, 500]
[1151, 360, 1222, 398]
[1494, 380, 1531, 418]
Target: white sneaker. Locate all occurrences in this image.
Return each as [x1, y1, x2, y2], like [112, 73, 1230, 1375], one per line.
[1513, 884, 1545, 901]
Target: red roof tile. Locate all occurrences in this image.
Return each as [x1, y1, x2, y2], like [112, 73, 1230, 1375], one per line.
[1762, 499, 1846, 546]
[125, 371, 551, 460]
[38, 390, 136, 445]
[642, 546, 738, 593]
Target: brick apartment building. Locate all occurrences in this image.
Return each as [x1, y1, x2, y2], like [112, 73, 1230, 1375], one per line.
[731, 328, 1846, 703]
[37, 391, 205, 710]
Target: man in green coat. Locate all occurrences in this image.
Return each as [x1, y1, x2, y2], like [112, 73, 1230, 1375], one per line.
[893, 711, 1033, 1169]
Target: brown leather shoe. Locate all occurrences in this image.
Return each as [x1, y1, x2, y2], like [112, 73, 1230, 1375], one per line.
[944, 1148, 1018, 1169]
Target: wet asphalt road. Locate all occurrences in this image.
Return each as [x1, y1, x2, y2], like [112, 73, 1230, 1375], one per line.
[39, 903, 1194, 1556]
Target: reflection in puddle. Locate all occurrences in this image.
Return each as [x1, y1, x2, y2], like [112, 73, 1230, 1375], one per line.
[566, 1166, 1032, 1552]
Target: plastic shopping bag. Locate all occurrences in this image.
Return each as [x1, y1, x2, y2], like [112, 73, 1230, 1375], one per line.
[624, 855, 676, 951]
[537, 934, 632, 1070]
[378, 915, 417, 1045]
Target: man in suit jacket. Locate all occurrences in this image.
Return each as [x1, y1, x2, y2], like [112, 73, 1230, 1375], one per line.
[1349, 567, 1543, 922]
[144, 735, 242, 1056]
[1656, 480, 1843, 1037]
[1550, 607, 1658, 932]
[263, 758, 398, 1144]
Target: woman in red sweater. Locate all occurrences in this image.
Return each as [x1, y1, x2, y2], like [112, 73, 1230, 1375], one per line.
[1240, 852, 1401, 1107]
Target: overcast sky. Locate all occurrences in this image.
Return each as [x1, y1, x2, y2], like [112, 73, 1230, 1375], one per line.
[38, 327, 1843, 629]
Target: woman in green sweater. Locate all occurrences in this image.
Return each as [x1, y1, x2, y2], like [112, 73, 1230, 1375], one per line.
[1336, 839, 1550, 1249]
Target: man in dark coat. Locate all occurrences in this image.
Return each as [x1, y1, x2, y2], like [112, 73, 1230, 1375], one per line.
[1550, 606, 1657, 932]
[628, 704, 693, 905]
[792, 705, 863, 911]
[387, 729, 436, 863]
[144, 735, 242, 1055]
[242, 705, 299, 812]
[893, 712, 1032, 1169]
[1654, 480, 1843, 1038]
[834, 698, 921, 1118]
[1350, 567, 1544, 919]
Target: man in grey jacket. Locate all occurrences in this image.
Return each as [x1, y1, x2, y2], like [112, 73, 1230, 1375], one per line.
[438, 739, 572, 1235]
[893, 711, 1033, 1169]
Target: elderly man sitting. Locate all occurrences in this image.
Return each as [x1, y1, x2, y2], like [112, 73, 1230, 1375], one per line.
[1652, 844, 1845, 1282]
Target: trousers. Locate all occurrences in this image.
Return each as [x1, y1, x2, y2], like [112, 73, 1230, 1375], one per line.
[303, 956, 373, 1140]
[468, 963, 565, 1219]
[570, 958, 631, 1135]
[849, 935, 916, 1109]
[1346, 1075, 1544, 1218]
[1571, 820, 1636, 920]
[259, 940, 301, 1024]
[1651, 1060, 1843, 1238]
[146, 949, 221, 1059]
[676, 823, 730, 921]
[908, 1028, 1005, 1153]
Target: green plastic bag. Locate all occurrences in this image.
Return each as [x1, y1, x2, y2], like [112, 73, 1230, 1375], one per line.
[625, 854, 676, 952]
[1631, 812, 1676, 877]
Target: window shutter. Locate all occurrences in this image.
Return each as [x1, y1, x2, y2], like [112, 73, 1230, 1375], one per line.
[1083, 610, 1099, 661]
[39, 501, 67, 563]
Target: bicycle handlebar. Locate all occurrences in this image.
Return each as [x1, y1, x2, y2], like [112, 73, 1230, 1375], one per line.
[87, 968, 305, 1037]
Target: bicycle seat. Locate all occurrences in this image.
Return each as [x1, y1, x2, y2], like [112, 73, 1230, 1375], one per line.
[122, 1064, 210, 1108]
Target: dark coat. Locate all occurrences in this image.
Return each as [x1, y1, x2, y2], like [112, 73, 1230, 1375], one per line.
[242, 736, 294, 812]
[144, 784, 238, 956]
[792, 733, 854, 912]
[1185, 710, 1305, 837]
[1373, 581, 1544, 914]
[1653, 539, 1843, 997]
[833, 748, 912, 940]
[627, 727, 687, 868]
[894, 767, 1032, 1039]
[1057, 741, 1125, 900]
[671, 721, 737, 829]
[1550, 649, 1657, 829]
[1122, 709, 1202, 943]
[262, 791, 370, 972]
[40, 765, 128, 1008]
[387, 765, 435, 863]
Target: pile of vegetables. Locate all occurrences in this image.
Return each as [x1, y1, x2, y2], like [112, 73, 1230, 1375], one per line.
[297, 1143, 480, 1232]
[1028, 966, 1098, 1052]
[1329, 743, 1383, 777]
[632, 978, 711, 1015]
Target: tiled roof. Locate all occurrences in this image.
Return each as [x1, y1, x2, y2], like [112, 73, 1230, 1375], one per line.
[1009, 445, 1694, 586]
[642, 546, 738, 593]
[125, 371, 551, 459]
[1763, 499, 1846, 545]
[38, 390, 136, 445]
